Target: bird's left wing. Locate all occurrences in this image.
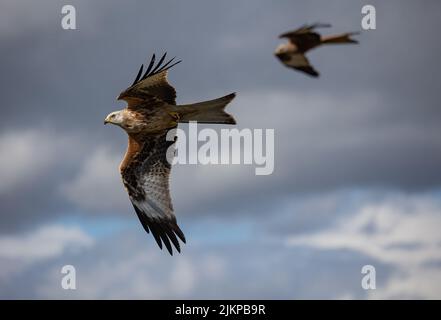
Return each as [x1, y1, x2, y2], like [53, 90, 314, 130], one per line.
[279, 52, 319, 77]
[121, 130, 186, 255]
[117, 53, 182, 108]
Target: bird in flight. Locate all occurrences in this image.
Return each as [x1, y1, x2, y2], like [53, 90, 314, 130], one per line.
[274, 23, 359, 77]
[104, 53, 236, 255]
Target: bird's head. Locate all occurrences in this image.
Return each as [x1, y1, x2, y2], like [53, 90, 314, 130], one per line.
[104, 109, 143, 133]
[274, 44, 289, 56]
[104, 110, 124, 126]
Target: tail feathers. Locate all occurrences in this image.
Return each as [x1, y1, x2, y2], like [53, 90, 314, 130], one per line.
[321, 32, 360, 44]
[177, 93, 236, 124]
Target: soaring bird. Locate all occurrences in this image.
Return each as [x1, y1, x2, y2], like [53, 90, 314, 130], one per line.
[104, 53, 236, 255]
[274, 23, 359, 77]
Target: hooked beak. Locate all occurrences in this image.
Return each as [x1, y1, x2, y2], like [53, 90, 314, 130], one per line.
[274, 48, 283, 56]
[104, 115, 112, 125]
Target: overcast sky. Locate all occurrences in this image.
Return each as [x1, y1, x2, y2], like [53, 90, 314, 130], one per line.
[1, 0, 441, 299]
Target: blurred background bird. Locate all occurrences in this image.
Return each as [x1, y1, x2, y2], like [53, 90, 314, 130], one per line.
[275, 23, 359, 77]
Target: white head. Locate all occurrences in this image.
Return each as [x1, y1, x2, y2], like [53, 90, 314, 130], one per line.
[104, 110, 125, 126]
[104, 109, 143, 133]
[274, 43, 289, 56]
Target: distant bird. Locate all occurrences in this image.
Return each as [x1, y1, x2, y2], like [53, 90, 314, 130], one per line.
[274, 23, 359, 77]
[105, 53, 236, 255]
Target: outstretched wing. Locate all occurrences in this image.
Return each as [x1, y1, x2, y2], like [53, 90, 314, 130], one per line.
[117, 53, 182, 107]
[278, 52, 319, 77]
[279, 23, 331, 52]
[290, 65, 319, 77]
[121, 130, 186, 255]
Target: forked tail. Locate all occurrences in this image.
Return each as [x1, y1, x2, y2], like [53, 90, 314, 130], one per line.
[321, 32, 359, 44]
[176, 93, 236, 124]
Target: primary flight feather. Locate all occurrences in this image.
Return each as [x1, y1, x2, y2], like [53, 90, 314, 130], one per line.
[105, 53, 236, 255]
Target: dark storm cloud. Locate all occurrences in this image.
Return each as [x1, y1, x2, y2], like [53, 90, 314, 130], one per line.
[3, 0, 440, 128]
[1, 0, 441, 230]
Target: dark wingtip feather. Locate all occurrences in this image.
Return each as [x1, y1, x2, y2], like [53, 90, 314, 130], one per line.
[150, 52, 168, 74]
[142, 53, 156, 79]
[129, 53, 182, 88]
[224, 92, 237, 101]
[148, 222, 164, 250]
[133, 205, 186, 255]
[164, 59, 182, 72]
[160, 232, 174, 255]
[348, 32, 361, 44]
[173, 224, 186, 244]
[280, 22, 331, 38]
[152, 221, 174, 255]
[295, 66, 320, 77]
[131, 64, 144, 86]
[133, 205, 150, 233]
[163, 224, 181, 253]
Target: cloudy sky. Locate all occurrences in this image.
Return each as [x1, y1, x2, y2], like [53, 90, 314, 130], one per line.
[1, 0, 441, 299]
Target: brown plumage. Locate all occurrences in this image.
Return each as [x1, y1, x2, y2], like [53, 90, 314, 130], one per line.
[104, 53, 236, 255]
[275, 23, 359, 77]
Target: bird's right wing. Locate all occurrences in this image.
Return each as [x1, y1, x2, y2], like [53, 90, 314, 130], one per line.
[290, 65, 320, 77]
[120, 130, 186, 255]
[279, 23, 331, 52]
[280, 53, 319, 77]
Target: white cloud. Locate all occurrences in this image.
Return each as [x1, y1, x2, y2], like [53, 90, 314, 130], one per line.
[60, 147, 128, 212]
[35, 246, 226, 299]
[0, 224, 94, 281]
[0, 129, 77, 194]
[4, 190, 441, 299]
[0, 225, 93, 260]
[286, 192, 441, 298]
